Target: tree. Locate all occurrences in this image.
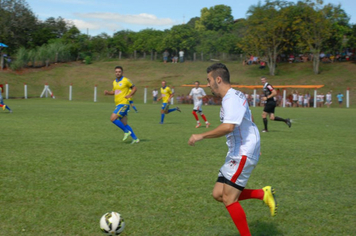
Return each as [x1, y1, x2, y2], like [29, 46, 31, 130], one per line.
[0, 0, 38, 52]
[162, 24, 198, 55]
[292, 0, 333, 74]
[242, 0, 294, 76]
[195, 5, 234, 32]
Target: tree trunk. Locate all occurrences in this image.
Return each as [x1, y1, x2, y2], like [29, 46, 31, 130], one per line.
[312, 49, 320, 74]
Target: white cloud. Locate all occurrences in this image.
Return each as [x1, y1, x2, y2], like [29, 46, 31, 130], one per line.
[75, 12, 175, 26]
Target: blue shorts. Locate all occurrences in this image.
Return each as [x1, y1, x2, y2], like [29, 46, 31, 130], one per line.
[113, 104, 130, 118]
[129, 100, 134, 104]
[161, 103, 169, 112]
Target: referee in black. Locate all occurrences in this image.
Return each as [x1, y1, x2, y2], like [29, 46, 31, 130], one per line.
[261, 76, 291, 132]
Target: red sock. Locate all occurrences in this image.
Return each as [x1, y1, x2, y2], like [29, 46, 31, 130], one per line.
[226, 201, 251, 236]
[0, 105, 3, 107]
[192, 111, 199, 121]
[201, 114, 207, 122]
[238, 189, 264, 201]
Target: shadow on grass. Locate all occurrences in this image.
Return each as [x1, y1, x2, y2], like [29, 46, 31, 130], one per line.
[249, 220, 283, 236]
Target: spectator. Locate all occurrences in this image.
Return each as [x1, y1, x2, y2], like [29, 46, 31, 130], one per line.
[179, 50, 184, 63]
[172, 55, 178, 63]
[152, 88, 158, 104]
[336, 92, 344, 108]
[292, 90, 298, 107]
[259, 61, 266, 69]
[298, 93, 303, 107]
[163, 50, 169, 63]
[288, 54, 295, 63]
[325, 91, 332, 108]
[248, 55, 254, 65]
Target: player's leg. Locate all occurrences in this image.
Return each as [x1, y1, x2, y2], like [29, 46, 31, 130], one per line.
[111, 105, 131, 140]
[223, 184, 251, 236]
[0, 104, 5, 110]
[160, 103, 167, 123]
[270, 113, 291, 128]
[262, 111, 268, 132]
[198, 109, 210, 128]
[129, 100, 138, 112]
[192, 108, 200, 128]
[121, 116, 139, 143]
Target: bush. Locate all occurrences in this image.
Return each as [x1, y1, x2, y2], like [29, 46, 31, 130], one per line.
[84, 56, 92, 64]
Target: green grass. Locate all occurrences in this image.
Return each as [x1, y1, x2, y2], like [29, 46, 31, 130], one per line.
[1, 99, 355, 236]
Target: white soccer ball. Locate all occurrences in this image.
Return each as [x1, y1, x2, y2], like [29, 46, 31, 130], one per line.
[100, 212, 125, 235]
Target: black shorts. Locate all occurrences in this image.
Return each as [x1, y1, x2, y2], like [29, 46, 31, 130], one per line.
[263, 101, 276, 114]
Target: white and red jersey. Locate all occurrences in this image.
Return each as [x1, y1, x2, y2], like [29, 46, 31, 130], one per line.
[220, 88, 260, 160]
[189, 87, 206, 104]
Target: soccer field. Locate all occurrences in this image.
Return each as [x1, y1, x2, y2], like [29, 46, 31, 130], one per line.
[1, 99, 355, 236]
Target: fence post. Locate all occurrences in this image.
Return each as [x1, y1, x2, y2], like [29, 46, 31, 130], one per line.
[253, 89, 256, 107]
[171, 87, 174, 105]
[155, 52, 157, 60]
[283, 89, 286, 108]
[193, 52, 196, 62]
[143, 52, 146, 59]
[94, 85, 97, 102]
[134, 50, 137, 59]
[119, 51, 122, 60]
[5, 82, 8, 99]
[144, 86, 147, 104]
[24, 83, 27, 99]
[201, 52, 204, 61]
[314, 88, 317, 108]
[346, 88, 350, 108]
[151, 50, 153, 61]
[69, 83, 73, 101]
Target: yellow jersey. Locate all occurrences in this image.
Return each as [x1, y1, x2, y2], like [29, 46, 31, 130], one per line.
[112, 77, 134, 105]
[160, 86, 173, 103]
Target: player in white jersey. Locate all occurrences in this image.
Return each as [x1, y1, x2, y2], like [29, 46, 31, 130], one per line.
[188, 63, 277, 236]
[325, 91, 332, 108]
[189, 81, 210, 128]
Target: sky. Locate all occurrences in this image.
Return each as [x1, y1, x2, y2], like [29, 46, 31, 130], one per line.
[26, 0, 355, 36]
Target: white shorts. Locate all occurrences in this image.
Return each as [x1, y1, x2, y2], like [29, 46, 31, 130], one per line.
[218, 155, 258, 190]
[193, 101, 203, 112]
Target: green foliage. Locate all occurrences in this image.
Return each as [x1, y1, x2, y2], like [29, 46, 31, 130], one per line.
[84, 56, 92, 64]
[195, 4, 234, 32]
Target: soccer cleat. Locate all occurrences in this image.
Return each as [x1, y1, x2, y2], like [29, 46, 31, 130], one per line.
[195, 123, 201, 128]
[123, 131, 132, 141]
[131, 139, 140, 144]
[159, 122, 164, 124]
[206, 122, 210, 128]
[2, 105, 5, 111]
[263, 186, 278, 217]
[176, 107, 181, 112]
[286, 118, 292, 128]
[262, 129, 268, 132]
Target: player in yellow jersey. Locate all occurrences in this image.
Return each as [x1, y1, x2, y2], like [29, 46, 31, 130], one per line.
[104, 66, 139, 144]
[0, 86, 12, 113]
[157, 80, 180, 124]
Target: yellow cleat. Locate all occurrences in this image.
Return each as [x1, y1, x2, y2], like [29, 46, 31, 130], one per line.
[263, 186, 278, 217]
[123, 131, 132, 141]
[2, 105, 5, 111]
[131, 139, 140, 144]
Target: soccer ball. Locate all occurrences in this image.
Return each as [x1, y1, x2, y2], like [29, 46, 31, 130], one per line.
[100, 212, 125, 235]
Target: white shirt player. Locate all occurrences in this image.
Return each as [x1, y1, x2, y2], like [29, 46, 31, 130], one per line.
[220, 88, 261, 160]
[189, 87, 206, 111]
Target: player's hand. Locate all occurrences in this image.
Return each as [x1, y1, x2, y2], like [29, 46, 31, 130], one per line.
[262, 97, 267, 101]
[188, 134, 203, 146]
[104, 90, 109, 95]
[125, 95, 132, 99]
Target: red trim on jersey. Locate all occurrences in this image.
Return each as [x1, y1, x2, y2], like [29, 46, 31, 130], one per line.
[267, 85, 274, 91]
[243, 99, 247, 106]
[231, 155, 247, 183]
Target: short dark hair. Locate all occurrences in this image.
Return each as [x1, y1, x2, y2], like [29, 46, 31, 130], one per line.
[115, 66, 123, 71]
[195, 81, 200, 84]
[206, 63, 230, 84]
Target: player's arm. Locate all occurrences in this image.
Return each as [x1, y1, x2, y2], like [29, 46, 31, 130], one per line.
[125, 86, 137, 99]
[104, 90, 114, 95]
[188, 123, 235, 146]
[262, 89, 277, 101]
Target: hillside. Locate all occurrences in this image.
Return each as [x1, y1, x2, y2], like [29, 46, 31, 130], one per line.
[1, 60, 355, 106]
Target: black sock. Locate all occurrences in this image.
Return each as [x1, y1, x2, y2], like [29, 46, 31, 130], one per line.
[263, 118, 268, 130]
[274, 116, 286, 122]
